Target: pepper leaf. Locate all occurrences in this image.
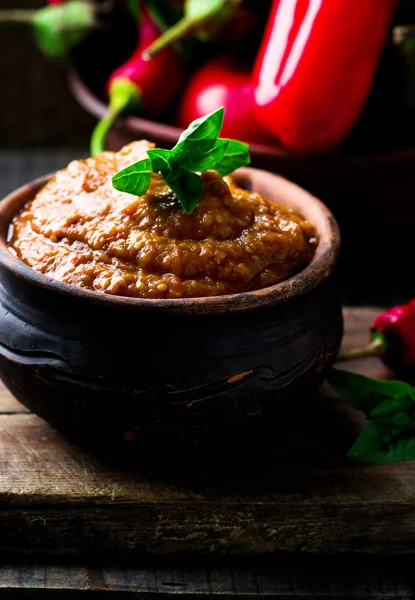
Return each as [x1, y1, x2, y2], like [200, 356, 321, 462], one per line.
[213, 139, 250, 176]
[164, 170, 204, 214]
[112, 158, 153, 196]
[328, 368, 415, 464]
[347, 422, 415, 464]
[327, 368, 415, 415]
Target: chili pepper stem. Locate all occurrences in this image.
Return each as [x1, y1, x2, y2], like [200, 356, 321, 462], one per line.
[0, 10, 36, 24]
[336, 337, 385, 362]
[142, 16, 196, 59]
[90, 111, 121, 157]
[90, 78, 141, 156]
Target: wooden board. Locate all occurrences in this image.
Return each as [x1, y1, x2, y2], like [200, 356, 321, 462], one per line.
[0, 557, 414, 598]
[1, 307, 413, 557]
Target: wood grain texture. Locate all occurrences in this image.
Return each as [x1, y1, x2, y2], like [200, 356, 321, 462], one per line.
[0, 559, 413, 597]
[0, 381, 27, 413]
[0, 307, 412, 557]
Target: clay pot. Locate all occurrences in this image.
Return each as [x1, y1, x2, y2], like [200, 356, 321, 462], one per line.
[0, 168, 342, 446]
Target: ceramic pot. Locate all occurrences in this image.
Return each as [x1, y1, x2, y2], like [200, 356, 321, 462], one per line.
[0, 167, 342, 445]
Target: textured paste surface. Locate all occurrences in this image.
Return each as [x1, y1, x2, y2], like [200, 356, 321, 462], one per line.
[9, 141, 317, 298]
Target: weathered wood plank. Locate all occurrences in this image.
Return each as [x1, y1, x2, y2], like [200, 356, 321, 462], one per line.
[1, 307, 413, 557]
[0, 381, 27, 413]
[0, 561, 412, 598]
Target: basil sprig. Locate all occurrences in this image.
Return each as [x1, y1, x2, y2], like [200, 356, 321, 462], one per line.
[328, 368, 415, 463]
[112, 107, 250, 214]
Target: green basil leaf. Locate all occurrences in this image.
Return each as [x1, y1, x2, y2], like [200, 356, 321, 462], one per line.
[213, 139, 250, 176]
[370, 397, 413, 419]
[374, 411, 415, 427]
[165, 170, 203, 214]
[327, 368, 415, 415]
[175, 107, 224, 147]
[329, 369, 415, 464]
[112, 158, 152, 196]
[348, 422, 415, 463]
[111, 107, 251, 213]
[147, 148, 173, 175]
[177, 139, 229, 172]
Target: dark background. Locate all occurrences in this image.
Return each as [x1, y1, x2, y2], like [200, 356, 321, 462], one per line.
[0, 0, 412, 307]
[0, 0, 94, 148]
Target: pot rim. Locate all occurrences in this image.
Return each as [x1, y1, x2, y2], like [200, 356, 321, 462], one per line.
[0, 167, 340, 315]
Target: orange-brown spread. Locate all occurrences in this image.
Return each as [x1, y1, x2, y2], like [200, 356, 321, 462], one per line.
[8, 141, 317, 299]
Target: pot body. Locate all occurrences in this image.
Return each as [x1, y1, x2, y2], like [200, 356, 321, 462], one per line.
[0, 264, 342, 444]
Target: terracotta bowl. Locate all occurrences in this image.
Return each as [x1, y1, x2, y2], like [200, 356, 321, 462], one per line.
[0, 168, 343, 446]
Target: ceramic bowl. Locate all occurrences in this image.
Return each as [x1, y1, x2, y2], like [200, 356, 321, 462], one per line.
[0, 167, 343, 445]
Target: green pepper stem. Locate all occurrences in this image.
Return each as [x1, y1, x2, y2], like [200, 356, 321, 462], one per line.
[0, 9, 36, 24]
[143, 0, 242, 59]
[90, 78, 141, 156]
[142, 16, 196, 59]
[90, 110, 121, 157]
[336, 337, 385, 362]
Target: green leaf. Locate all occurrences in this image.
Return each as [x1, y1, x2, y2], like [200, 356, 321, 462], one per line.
[177, 139, 229, 172]
[348, 422, 415, 463]
[147, 148, 173, 175]
[370, 397, 413, 419]
[111, 107, 250, 213]
[112, 158, 153, 196]
[328, 368, 415, 464]
[165, 170, 204, 214]
[213, 139, 250, 176]
[176, 107, 224, 146]
[327, 368, 415, 415]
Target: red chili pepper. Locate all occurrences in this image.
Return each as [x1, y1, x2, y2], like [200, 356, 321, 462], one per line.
[251, 0, 399, 152]
[178, 55, 274, 145]
[337, 300, 415, 376]
[90, 5, 185, 155]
